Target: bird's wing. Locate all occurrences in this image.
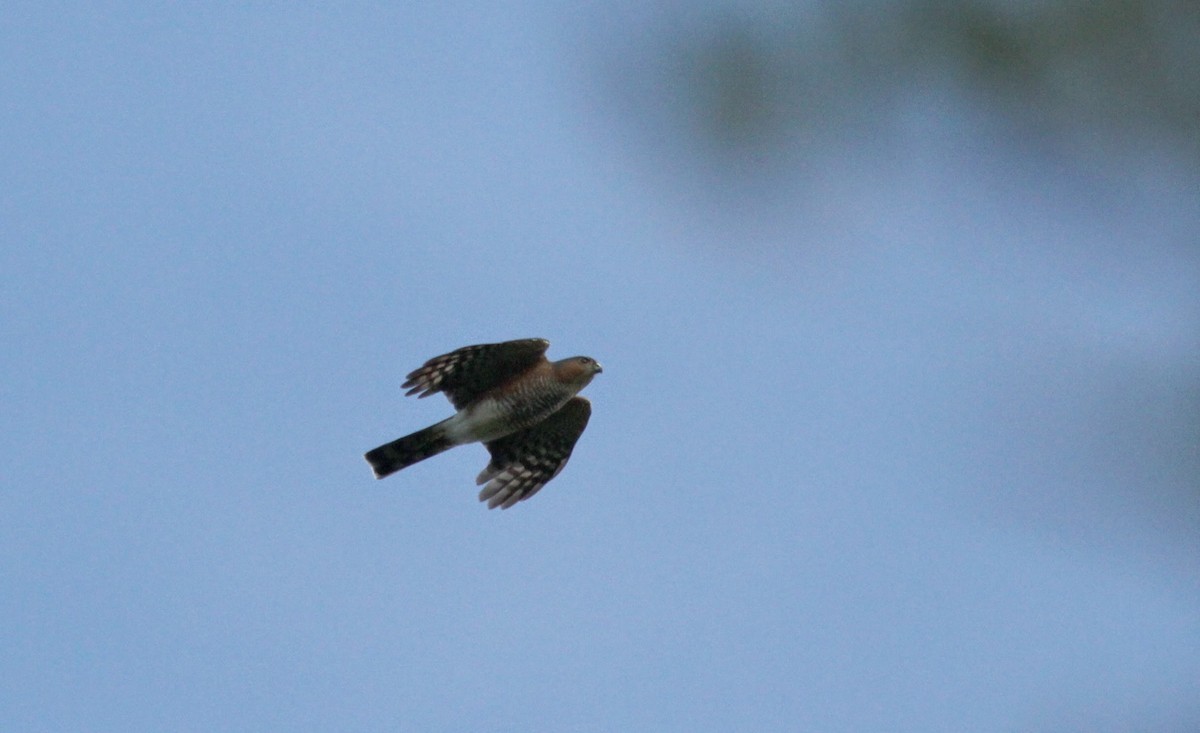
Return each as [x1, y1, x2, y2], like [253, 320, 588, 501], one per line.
[402, 338, 550, 410]
[476, 397, 591, 509]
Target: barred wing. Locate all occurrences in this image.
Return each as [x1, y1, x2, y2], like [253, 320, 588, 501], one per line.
[402, 338, 550, 410]
[476, 397, 592, 509]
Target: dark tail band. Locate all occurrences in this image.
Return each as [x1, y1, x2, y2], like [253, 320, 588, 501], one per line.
[364, 423, 454, 479]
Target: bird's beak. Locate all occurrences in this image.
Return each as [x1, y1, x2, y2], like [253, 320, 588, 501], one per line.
[594, 362, 604, 374]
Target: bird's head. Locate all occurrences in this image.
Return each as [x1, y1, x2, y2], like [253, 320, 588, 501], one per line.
[555, 355, 603, 389]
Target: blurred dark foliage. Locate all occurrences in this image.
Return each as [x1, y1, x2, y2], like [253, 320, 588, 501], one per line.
[904, 0, 1199, 153]
[621, 0, 1199, 169]
[599, 0, 1200, 531]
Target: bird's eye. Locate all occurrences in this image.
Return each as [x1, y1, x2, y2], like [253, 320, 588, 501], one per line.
[579, 357, 592, 364]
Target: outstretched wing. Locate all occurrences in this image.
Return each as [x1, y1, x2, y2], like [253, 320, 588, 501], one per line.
[402, 338, 550, 410]
[476, 397, 592, 509]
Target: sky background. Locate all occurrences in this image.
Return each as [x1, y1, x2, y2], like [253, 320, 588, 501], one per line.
[3, 3, 1199, 731]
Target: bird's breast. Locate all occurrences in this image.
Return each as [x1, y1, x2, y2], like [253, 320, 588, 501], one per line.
[457, 380, 572, 443]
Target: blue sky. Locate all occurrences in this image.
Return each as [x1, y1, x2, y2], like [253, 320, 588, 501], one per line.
[3, 4, 1199, 731]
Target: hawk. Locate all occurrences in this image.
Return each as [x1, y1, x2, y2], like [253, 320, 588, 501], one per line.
[364, 338, 603, 509]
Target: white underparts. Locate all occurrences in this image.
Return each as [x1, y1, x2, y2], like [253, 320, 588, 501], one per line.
[445, 381, 577, 446]
[441, 397, 521, 444]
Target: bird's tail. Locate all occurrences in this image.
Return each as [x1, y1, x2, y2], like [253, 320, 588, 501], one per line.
[364, 421, 455, 479]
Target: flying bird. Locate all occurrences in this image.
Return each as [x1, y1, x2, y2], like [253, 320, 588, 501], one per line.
[364, 338, 602, 509]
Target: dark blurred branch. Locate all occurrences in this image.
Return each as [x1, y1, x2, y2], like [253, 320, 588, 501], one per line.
[619, 0, 1200, 168]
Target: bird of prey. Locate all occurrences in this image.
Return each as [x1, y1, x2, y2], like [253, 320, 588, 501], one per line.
[364, 338, 602, 509]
